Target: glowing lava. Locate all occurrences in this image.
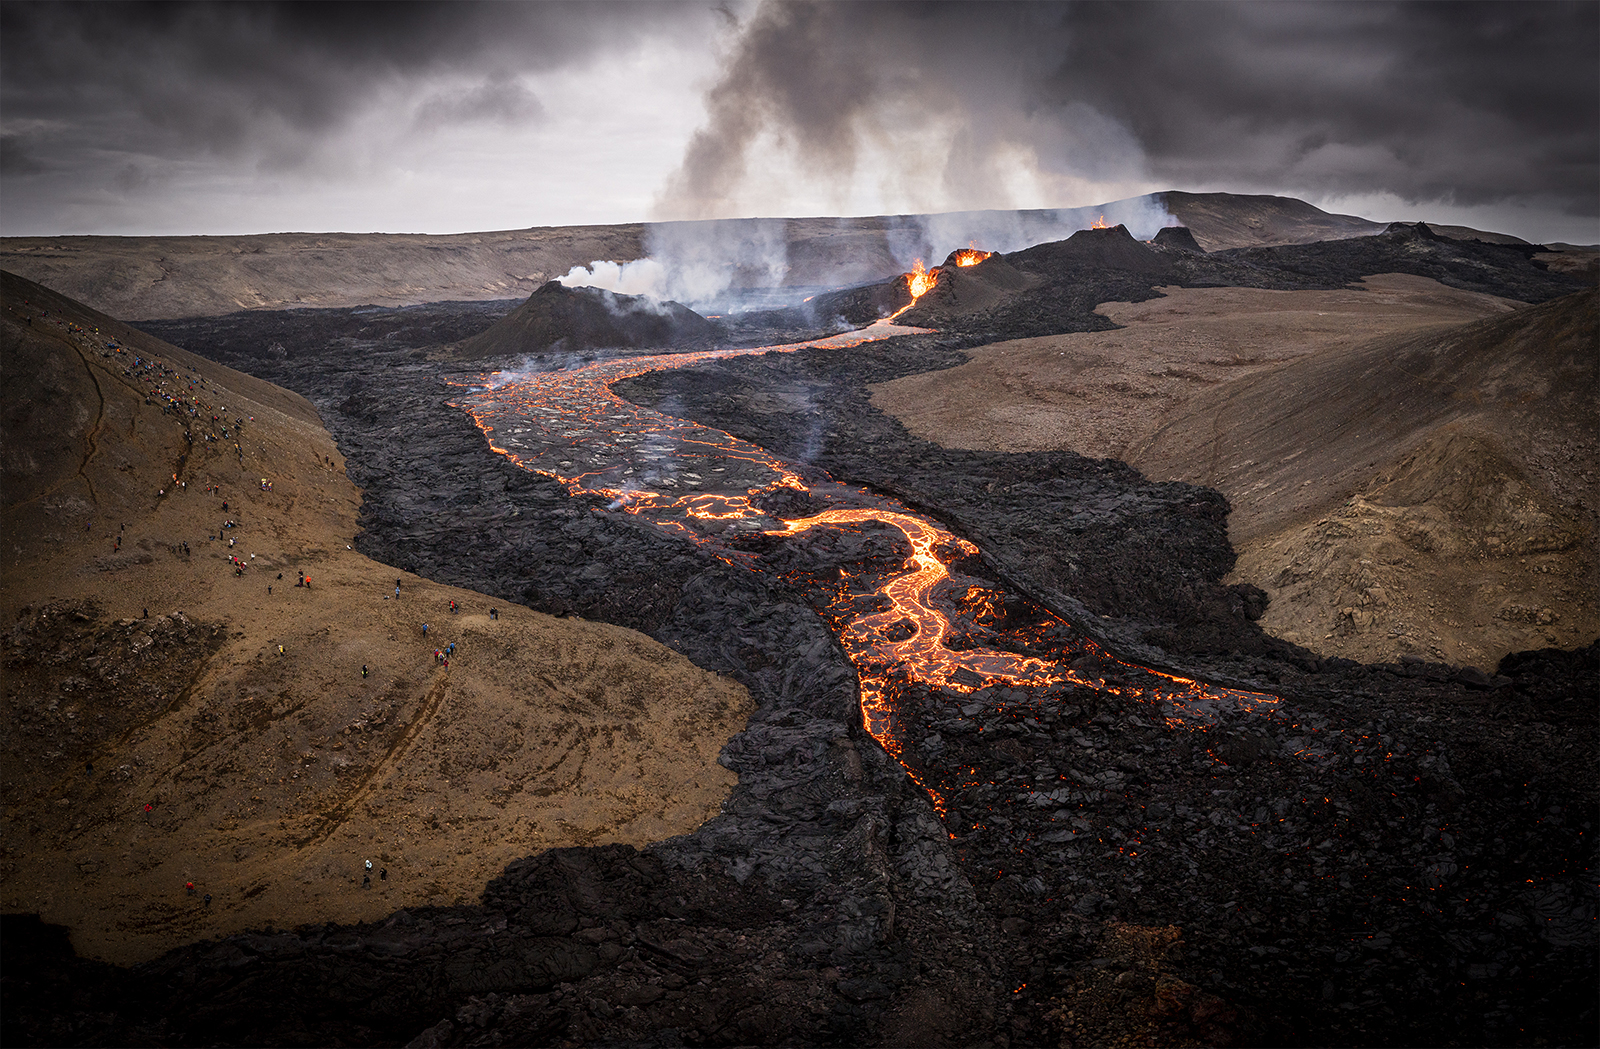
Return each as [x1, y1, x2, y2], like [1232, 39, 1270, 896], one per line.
[455, 313, 1280, 818]
[1090, 215, 1111, 229]
[950, 248, 993, 267]
[888, 260, 939, 321]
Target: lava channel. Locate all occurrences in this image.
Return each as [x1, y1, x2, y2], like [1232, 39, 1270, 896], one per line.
[454, 312, 1280, 817]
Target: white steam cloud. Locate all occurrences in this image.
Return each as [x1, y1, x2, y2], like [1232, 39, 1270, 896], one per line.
[555, 192, 1180, 312]
[557, 258, 667, 297]
[557, 217, 789, 311]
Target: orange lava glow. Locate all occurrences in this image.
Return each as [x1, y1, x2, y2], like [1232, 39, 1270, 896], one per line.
[888, 260, 939, 321]
[1090, 215, 1111, 229]
[951, 248, 993, 267]
[453, 314, 1280, 819]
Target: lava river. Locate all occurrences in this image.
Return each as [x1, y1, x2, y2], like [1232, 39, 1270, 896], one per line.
[454, 319, 1281, 817]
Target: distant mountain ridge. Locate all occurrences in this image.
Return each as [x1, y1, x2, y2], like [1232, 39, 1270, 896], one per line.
[0, 192, 1556, 320]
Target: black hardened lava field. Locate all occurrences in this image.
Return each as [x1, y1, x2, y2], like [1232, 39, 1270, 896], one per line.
[5, 227, 1594, 1048]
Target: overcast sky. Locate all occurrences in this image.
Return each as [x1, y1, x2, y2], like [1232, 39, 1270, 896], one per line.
[2, 1, 1595, 243]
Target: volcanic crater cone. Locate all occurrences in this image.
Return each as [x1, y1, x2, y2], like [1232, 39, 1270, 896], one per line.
[452, 279, 715, 359]
[891, 224, 1175, 332]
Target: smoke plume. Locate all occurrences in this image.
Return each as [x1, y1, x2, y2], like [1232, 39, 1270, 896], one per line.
[653, 3, 1146, 222]
[558, 217, 791, 310]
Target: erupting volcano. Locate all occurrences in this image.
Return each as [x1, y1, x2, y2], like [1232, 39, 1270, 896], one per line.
[456, 315, 1281, 820]
[6, 187, 1594, 1049]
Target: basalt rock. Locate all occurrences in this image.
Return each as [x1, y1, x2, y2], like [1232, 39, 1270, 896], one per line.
[452, 280, 717, 359]
[1151, 225, 1207, 253]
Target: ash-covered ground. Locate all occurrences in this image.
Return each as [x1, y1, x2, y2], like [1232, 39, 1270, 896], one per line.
[5, 228, 1594, 1049]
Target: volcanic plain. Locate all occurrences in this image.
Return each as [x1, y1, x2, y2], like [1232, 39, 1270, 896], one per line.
[2, 193, 1596, 1049]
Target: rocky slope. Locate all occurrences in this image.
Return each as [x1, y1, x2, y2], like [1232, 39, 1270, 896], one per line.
[1137, 289, 1598, 667]
[0, 271, 748, 966]
[0, 226, 645, 321]
[873, 277, 1597, 668]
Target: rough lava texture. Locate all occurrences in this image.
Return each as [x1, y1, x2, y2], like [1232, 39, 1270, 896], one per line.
[891, 222, 1585, 340]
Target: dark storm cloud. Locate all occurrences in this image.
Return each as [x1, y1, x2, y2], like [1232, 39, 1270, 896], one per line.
[661, 0, 1598, 222]
[413, 73, 545, 131]
[0, 1, 685, 165]
[1051, 1, 1599, 215]
[5, 0, 1596, 237]
[0, 132, 45, 175]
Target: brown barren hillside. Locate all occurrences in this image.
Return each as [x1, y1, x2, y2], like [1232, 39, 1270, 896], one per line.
[1135, 288, 1598, 667]
[871, 276, 1598, 668]
[0, 226, 646, 320]
[1157, 191, 1386, 251]
[0, 271, 750, 965]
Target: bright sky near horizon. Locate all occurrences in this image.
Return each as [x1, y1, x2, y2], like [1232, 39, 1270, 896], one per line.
[2, 1, 1596, 244]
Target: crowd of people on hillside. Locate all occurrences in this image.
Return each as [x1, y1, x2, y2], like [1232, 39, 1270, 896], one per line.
[18, 296, 527, 911]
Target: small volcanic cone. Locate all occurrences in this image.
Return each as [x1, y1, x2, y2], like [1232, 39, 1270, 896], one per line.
[1383, 220, 1444, 242]
[893, 251, 1036, 324]
[1151, 226, 1207, 254]
[1006, 223, 1176, 278]
[803, 261, 946, 327]
[942, 248, 997, 268]
[454, 280, 714, 359]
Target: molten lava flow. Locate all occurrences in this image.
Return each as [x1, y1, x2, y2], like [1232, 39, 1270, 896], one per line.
[454, 313, 1281, 820]
[1090, 215, 1111, 229]
[951, 248, 993, 267]
[888, 260, 939, 321]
